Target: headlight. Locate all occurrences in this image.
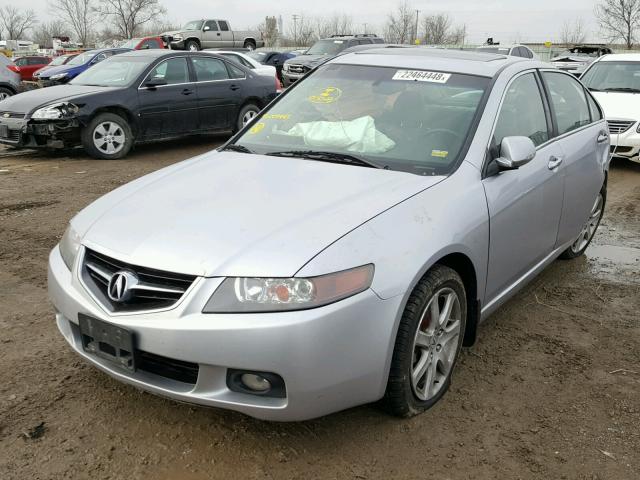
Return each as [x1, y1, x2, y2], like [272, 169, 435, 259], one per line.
[283, 63, 289, 72]
[59, 224, 82, 270]
[203, 264, 374, 313]
[32, 102, 79, 120]
[50, 72, 68, 81]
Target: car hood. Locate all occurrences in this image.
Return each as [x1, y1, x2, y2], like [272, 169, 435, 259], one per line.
[286, 54, 330, 67]
[0, 85, 114, 114]
[76, 151, 444, 277]
[592, 91, 640, 120]
[36, 63, 84, 79]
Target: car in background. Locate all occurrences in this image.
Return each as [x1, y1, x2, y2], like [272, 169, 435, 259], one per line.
[8, 56, 52, 81]
[207, 50, 281, 90]
[33, 48, 130, 86]
[581, 53, 640, 164]
[163, 19, 264, 51]
[248, 50, 298, 82]
[551, 45, 613, 77]
[120, 36, 167, 50]
[281, 34, 384, 87]
[475, 44, 536, 59]
[0, 50, 277, 159]
[0, 54, 20, 100]
[32, 53, 79, 80]
[47, 48, 608, 421]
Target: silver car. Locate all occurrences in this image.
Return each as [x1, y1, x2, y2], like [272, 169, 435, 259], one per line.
[48, 48, 609, 421]
[0, 54, 20, 100]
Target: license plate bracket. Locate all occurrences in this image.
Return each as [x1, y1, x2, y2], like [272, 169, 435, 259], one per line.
[78, 314, 136, 371]
[0, 124, 8, 139]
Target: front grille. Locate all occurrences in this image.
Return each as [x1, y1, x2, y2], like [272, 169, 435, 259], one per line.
[82, 248, 197, 313]
[611, 145, 633, 153]
[607, 120, 635, 134]
[288, 64, 307, 74]
[2, 130, 22, 142]
[138, 351, 199, 384]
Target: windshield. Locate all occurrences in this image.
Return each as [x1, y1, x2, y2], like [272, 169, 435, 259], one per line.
[183, 20, 203, 30]
[233, 64, 489, 175]
[476, 47, 510, 55]
[70, 56, 149, 87]
[557, 48, 597, 58]
[67, 52, 95, 66]
[306, 40, 348, 56]
[581, 61, 640, 91]
[248, 51, 267, 62]
[50, 56, 69, 66]
[120, 38, 141, 49]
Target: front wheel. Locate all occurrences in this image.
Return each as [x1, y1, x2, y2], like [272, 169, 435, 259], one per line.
[185, 40, 200, 51]
[235, 103, 260, 132]
[81, 113, 133, 160]
[0, 87, 13, 101]
[560, 185, 606, 259]
[383, 265, 466, 417]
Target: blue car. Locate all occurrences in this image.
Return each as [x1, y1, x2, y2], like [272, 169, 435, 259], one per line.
[33, 48, 131, 86]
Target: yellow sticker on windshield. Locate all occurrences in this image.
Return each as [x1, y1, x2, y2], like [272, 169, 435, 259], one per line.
[249, 122, 266, 134]
[263, 113, 291, 120]
[309, 87, 342, 104]
[431, 150, 449, 158]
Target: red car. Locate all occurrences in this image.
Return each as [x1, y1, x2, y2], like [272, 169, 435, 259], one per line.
[9, 56, 52, 81]
[119, 36, 166, 50]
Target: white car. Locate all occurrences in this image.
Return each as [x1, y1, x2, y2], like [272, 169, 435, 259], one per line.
[581, 53, 640, 163]
[205, 50, 277, 79]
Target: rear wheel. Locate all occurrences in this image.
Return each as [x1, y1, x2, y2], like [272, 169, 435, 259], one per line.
[81, 113, 133, 160]
[244, 40, 257, 51]
[560, 185, 606, 259]
[0, 87, 13, 101]
[235, 103, 260, 132]
[383, 265, 466, 417]
[185, 40, 200, 51]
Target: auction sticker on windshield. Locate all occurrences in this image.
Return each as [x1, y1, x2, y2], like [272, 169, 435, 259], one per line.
[309, 87, 342, 104]
[392, 70, 451, 83]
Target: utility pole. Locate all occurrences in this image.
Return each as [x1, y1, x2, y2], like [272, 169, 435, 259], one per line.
[292, 14, 299, 45]
[363, 22, 368, 34]
[415, 9, 420, 44]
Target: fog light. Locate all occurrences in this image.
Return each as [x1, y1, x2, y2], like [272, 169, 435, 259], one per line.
[241, 373, 271, 392]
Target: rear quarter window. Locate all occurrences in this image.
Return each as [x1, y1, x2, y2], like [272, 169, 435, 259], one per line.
[543, 71, 591, 135]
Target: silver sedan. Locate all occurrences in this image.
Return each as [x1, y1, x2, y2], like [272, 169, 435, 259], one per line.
[48, 48, 609, 420]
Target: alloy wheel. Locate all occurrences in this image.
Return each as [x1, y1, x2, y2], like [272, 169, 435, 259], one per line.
[93, 121, 125, 155]
[411, 287, 462, 401]
[0, 92, 10, 101]
[570, 193, 604, 254]
[242, 110, 258, 126]
[188, 43, 199, 51]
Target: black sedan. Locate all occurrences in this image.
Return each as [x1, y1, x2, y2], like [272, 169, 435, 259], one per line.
[0, 50, 277, 159]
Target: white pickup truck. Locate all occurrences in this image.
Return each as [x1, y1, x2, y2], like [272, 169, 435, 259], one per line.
[163, 19, 264, 51]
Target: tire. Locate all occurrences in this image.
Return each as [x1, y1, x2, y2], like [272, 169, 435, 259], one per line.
[244, 40, 256, 51]
[383, 265, 467, 417]
[185, 39, 200, 51]
[559, 184, 606, 259]
[235, 103, 260, 132]
[0, 87, 14, 101]
[81, 113, 133, 160]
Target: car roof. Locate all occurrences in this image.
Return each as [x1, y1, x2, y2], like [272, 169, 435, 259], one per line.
[330, 47, 534, 77]
[597, 53, 640, 62]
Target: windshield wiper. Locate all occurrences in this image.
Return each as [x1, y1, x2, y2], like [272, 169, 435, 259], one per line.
[221, 144, 253, 154]
[603, 87, 640, 93]
[265, 150, 385, 169]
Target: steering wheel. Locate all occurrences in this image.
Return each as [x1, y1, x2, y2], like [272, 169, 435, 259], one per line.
[422, 128, 464, 146]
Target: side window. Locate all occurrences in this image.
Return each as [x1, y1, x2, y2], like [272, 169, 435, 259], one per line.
[494, 73, 549, 150]
[218, 21, 230, 32]
[15, 58, 27, 66]
[147, 57, 190, 85]
[192, 56, 230, 81]
[226, 62, 246, 79]
[543, 72, 591, 135]
[586, 90, 603, 121]
[204, 20, 218, 31]
[94, 53, 108, 63]
[523, 47, 534, 59]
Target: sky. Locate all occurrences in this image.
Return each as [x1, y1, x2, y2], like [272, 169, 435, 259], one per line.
[15, 0, 603, 44]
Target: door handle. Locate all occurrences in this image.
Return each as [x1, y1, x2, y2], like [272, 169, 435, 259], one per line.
[181, 88, 194, 96]
[548, 156, 563, 170]
[230, 84, 240, 91]
[597, 132, 609, 143]
[217, 33, 221, 36]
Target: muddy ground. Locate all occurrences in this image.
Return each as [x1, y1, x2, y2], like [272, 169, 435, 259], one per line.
[0, 140, 638, 480]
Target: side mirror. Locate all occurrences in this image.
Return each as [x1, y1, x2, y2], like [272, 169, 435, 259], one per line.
[203, 26, 210, 31]
[144, 77, 167, 89]
[495, 136, 536, 170]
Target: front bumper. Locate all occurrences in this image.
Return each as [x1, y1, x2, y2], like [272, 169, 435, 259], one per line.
[48, 246, 402, 421]
[0, 117, 79, 148]
[609, 124, 640, 163]
[282, 70, 306, 87]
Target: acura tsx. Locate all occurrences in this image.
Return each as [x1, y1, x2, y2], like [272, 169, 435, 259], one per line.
[48, 48, 609, 420]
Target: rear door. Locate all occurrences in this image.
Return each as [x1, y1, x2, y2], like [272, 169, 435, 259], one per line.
[541, 70, 607, 246]
[482, 71, 565, 303]
[201, 20, 220, 48]
[137, 56, 199, 138]
[191, 55, 243, 130]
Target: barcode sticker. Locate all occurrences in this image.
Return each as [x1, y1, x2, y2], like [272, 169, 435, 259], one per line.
[392, 70, 451, 83]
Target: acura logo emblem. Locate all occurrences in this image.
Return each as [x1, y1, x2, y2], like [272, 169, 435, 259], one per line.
[107, 270, 138, 302]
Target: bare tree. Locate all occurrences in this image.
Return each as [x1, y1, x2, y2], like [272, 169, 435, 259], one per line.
[0, 6, 38, 40]
[50, 0, 97, 46]
[421, 13, 452, 44]
[287, 14, 314, 46]
[95, 0, 166, 39]
[595, 0, 640, 49]
[32, 19, 69, 48]
[314, 14, 353, 39]
[257, 16, 279, 47]
[139, 18, 181, 37]
[560, 18, 587, 45]
[449, 24, 467, 45]
[385, 0, 414, 44]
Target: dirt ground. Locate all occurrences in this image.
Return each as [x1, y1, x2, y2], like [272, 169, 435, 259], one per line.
[0, 139, 638, 480]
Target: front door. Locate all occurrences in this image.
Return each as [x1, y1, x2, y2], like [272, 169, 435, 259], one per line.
[201, 20, 221, 49]
[191, 56, 242, 130]
[482, 71, 565, 304]
[137, 57, 198, 138]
